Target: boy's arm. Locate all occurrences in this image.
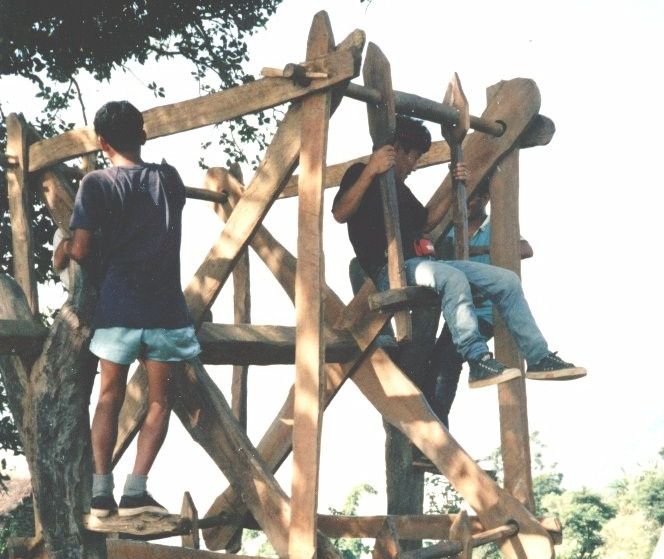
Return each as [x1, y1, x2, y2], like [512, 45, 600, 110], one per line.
[56, 229, 94, 266]
[422, 162, 469, 232]
[332, 146, 395, 223]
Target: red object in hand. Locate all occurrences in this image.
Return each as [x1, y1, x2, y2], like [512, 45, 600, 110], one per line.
[413, 238, 435, 257]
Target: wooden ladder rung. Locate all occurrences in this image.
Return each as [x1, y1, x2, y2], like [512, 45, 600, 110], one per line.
[197, 322, 359, 365]
[367, 286, 439, 314]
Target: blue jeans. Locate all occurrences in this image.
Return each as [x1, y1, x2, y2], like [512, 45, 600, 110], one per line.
[374, 257, 549, 365]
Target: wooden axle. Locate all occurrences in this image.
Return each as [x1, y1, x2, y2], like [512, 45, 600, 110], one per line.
[261, 64, 329, 84]
[184, 186, 228, 204]
[400, 521, 519, 559]
[345, 83, 504, 137]
[367, 286, 439, 314]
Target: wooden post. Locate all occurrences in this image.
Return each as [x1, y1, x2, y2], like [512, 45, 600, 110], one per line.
[291, 12, 333, 559]
[363, 42, 412, 342]
[180, 492, 200, 549]
[372, 518, 401, 559]
[488, 146, 536, 512]
[440, 73, 470, 260]
[5, 113, 39, 315]
[449, 510, 473, 559]
[228, 163, 251, 430]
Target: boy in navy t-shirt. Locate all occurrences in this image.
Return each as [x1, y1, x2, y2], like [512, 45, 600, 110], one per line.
[55, 101, 200, 518]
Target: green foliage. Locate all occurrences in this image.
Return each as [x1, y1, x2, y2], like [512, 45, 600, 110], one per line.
[543, 489, 616, 559]
[424, 473, 462, 514]
[0, 0, 284, 481]
[329, 483, 378, 559]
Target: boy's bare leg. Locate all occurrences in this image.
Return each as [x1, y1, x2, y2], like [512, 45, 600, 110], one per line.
[132, 359, 173, 475]
[91, 359, 130, 474]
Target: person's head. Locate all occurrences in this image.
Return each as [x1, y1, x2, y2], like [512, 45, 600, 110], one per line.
[93, 101, 146, 154]
[467, 183, 490, 221]
[393, 115, 431, 182]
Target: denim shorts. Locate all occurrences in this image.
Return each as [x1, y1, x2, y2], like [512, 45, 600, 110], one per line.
[90, 326, 202, 365]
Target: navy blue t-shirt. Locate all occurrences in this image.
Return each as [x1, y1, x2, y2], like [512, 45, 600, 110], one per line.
[70, 162, 192, 329]
[334, 162, 428, 278]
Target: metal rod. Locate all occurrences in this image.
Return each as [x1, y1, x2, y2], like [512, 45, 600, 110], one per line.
[185, 186, 229, 204]
[345, 83, 504, 137]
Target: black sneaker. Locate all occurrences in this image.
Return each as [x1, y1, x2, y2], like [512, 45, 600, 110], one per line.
[526, 352, 587, 381]
[118, 492, 169, 517]
[468, 353, 521, 388]
[90, 494, 117, 518]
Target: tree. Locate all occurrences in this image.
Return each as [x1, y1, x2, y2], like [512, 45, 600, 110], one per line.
[0, 0, 283, 479]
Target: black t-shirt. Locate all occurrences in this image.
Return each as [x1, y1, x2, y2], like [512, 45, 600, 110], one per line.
[334, 162, 428, 278]
[70, 162, 192, 329]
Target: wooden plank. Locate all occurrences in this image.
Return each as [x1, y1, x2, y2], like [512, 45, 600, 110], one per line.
[170, 357, 344, 559]
[279, 139, 451, 199]
[84, 512, 191, 538]
[363, 42, 411, 342]
[197, 322, 358, 365]
[367, 286, 439, 314]
[317, 514, 483, 540]
[425, 78, 542, 244]
[107, 539, 265, 559]
[489, 147, 535, 512]
[5, 113, 39, 315]
[28, 48, 359, 172]
[291, 13, 334, 559]
[200, 173, 388, 552]
[0, 318, 48, 355]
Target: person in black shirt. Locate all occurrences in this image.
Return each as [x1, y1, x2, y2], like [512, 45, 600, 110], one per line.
[332, 115, 586, 390]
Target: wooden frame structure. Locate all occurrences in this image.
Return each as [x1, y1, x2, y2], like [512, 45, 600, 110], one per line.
[0, 11, 564, 559]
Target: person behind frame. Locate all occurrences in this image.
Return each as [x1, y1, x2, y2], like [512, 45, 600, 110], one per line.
[332, 115, 586, 390]
[55, 101, 201, 518]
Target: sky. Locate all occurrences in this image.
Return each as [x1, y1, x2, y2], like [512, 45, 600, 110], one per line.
[2, 0, 664, 543]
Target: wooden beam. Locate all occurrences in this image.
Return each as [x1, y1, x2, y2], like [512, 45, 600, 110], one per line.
[0, 319, 48, 355]
[228, 163, 251, 432]
[197, 322, 358, 365]
[200, 174, 388, 552]
[425, 78, 542, 244]
[291, 13, 334, 559]
[317, 514, 483, 540]
[280, 139, 451, 199]
[200, 168, 553, 559]
[27, 48, 359, 172]
[5, 113, 39, 315]
[367, 286, 439, 314]
[363, 42, 411, 342]
[489, 146, 535, 512]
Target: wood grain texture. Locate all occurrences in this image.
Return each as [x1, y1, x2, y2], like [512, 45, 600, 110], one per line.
[489, 148, 536, 512]
[201, 169, 553, 559]
[279, 139, 451, 199]
[363, 42, 411, 341]
[426, 78, 541, 243]
[200, 170, 387, 551]
[197, 322, 358, 365]
[291, 12, 334, 559]
[5, 113, 39, 315]
[28, 48, 358, 172]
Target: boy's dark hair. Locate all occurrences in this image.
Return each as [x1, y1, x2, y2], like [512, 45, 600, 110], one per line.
[93, 101, 145, 152]
[394, 115, 432, 155]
